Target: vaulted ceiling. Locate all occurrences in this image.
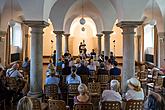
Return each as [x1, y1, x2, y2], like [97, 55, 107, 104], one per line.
[0, 0, 164, 32]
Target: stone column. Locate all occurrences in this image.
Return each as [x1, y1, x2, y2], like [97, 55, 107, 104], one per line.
[96, 33, 103, 55]
[116, 21, 143, 93]
[64, 33, 70, 53]
[102, 31, 113, 57]
[54, 31, 64, 64]
[0, 31, 6, 66]
[24, 21, 49, 97]
[158, 32, 165, 68]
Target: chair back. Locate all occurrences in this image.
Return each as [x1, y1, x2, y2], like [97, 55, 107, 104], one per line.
[68, 83, 79, 94]
[74, 103, 93, 110]
[6, 77, 18, 91]
[88, 82, 101, 94]
[44, 84, 59, 99]
[97, 74, 109, 83]
[80, 75, 89, 85]
[30, 98, 41, 110]
[48, 99, 67, 110]
[125, 100, 143, 110]
[101, 101, 121, 110]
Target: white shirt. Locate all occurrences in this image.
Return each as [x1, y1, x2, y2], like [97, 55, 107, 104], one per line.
[6, 68, 23, 78]
[125, 88, 144, 101]
[66, 74, 82, 84]
[101, 90, 122, 103]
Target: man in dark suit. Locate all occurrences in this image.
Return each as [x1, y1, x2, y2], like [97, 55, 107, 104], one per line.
[110, 61, 121, 76]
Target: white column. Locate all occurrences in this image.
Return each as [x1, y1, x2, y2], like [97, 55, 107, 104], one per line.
[96, 33, 103, 55]
[0, 31, 6, 66]
[158, 32, 165, 68]
[102, 31, 113, 57]
[24, 21, 49, 97]
[64, 33, 70, 53]
[54, 31, 64, 64]
[116, 21, 142, 93]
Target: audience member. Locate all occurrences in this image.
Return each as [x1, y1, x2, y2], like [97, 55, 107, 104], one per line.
[105, 59, 113, 71]
[97, 63, 108, 75]
[90, 49, 96, 59]
[6, 62, 23, 78]
[125, 77, 144, 101]
[110, 51, 115, 64]
[77, 60, 90, 75]
[62, 59, 71, 75]
[144, 91, 165, 110]
[52, 50, 56, 66]
[56, 58, 63, 75]
[66, 66, 82, 84]
[0, 58, 4, 70]
[74, 83, 90, 103]
[109, 61, 121, 76]
[0, 67, 13, 104]
[22, 57, 30, 72]
[17, 96, 33, 110]
[87, 59, 96, 71]
[101, 80, 122, 103]
[75, 58, 81, 68]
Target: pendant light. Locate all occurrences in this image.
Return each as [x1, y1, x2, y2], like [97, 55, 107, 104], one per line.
[9, 0, 15, 27]
[149, 0, 156, 26]
[80, 0, 86, 25]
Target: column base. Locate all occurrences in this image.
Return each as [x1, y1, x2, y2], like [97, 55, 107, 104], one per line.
[27, 91, 43, 98]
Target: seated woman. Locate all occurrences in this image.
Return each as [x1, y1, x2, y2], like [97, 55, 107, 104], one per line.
[74, 83, 90, 103]
[17, 96, 33, 110]
[144, 91, 165, 110]
[125, 77, 144, 101]
[66, 66, 81, 84]
[101, 80, 122, 103]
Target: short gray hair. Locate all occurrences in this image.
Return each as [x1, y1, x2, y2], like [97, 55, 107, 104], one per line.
[110, 80, 120, 91]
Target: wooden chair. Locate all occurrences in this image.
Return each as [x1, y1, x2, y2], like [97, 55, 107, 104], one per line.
[137, 71, 148, 85]
[101, 101, 121, 110]
[6, 77, 18, 91]
[97, 74, 109, 83]
[44, 84, 59, 100]
[125, 100, 143, 110]
[147, 76, 164, 95]
[48, 99, 68, 110]
[80, 75, 89, 85]
[30, 98, 48, 110]
[67, 83, 79, 105]
[73, 103, 93, 110]
[88, 82, 101, 95]
[30, 98, 42, 110]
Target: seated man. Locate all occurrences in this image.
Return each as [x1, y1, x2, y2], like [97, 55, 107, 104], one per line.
[109, 61, 121, 76]
[6, 62, 23, 78]
[66, 66, 81, 84]
[125, 77, 144, 101]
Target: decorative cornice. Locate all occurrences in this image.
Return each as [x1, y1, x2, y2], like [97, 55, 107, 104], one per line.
[116, 21, 143, 28]
[23, 20, 49, 28]
[63, 33, 70, 37]
[96, 33, 103, 37]
[102, 31, 113, 35]
[53, 31, 64, 35]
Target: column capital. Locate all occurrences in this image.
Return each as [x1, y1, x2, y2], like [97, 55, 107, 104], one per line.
[63, 33, 70, 37]
[102, 31, 113, 35]
[116, 21, 143, 28]
[96, 33, 103, 37]
[23, 20, 49, 28]
[53, 31, 64, 35]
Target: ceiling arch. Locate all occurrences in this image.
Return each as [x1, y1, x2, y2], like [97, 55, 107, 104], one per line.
[111, 0, 149, 21]
[63, 0, 103, 33]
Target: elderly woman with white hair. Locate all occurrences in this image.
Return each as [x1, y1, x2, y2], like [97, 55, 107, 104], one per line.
[125, 77, 144, 101]
[74, 83, 90, 104]
[101, 80, 122, 103]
